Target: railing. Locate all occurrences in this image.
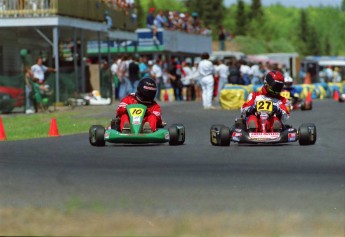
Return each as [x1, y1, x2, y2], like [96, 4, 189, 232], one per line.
[0, 0, 136, 31]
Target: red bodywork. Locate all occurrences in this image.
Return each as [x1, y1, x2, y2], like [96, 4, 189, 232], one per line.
[0, 86, 25, 107]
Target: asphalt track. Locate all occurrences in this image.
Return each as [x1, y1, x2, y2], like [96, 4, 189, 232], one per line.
[0, 100, 344, 219]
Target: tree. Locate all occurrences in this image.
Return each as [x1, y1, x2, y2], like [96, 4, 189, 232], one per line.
[235, 0, 247, 36]
[185, 0, 224, 26]
[298, 9, 309, 44]
[249, 0, 264, 20]
[342, 0, 345, 11]
[135, 0, 145, 28]
[324, 35, 331, 55]
[306, 26, 321, 55]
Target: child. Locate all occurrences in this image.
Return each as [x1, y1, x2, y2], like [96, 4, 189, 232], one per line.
[241, 70, 290, 132]
[116, 77, 163, 133]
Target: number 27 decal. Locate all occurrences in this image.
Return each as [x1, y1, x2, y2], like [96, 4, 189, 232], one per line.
[256, 100, 273, 112]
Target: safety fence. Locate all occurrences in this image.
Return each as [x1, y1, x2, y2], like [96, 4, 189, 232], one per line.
[0, 72, 78, 114]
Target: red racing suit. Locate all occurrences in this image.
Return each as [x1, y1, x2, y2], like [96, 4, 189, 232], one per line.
[241, 86, 290, 132]
[116, 93, 163, 132]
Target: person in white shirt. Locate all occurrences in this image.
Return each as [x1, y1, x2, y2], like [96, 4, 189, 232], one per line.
[31, 57, 56, 85]
[149, 59, 163, 100]
[110, 58, 119, 100]
[181, 61, 193, 101]
[215, 59, 229, 102]
[198, 52, 215, 109]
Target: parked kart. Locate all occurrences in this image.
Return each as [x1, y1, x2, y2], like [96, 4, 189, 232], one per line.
[280, 90, 312, 111]
[210, 99, 317, 146]
[0, 86, 24, 113]
[89, 104, 185, 146]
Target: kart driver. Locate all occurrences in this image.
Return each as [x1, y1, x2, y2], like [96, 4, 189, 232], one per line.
[241, 70, 290, 132]
[283, 76, 300, 99]
[116, 77, 163, 133]
[282, 75, 301, 110]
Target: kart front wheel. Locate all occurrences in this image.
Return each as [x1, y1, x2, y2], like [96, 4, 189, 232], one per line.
[89, 125, 106, 146]
[169, 124, 185, 145]
[298, 123, 316, 145]
[210, 124, 230, 146]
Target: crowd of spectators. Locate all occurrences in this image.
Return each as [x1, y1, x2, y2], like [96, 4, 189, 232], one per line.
[146, 8, 212, 36]
[100, 53, 295, 108]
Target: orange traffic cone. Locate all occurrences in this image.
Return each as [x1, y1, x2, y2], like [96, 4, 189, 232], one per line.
[0, 117, 6, 141]
[306, 91, 312, 103]
[164, 89, 169, 102]
[48, 118, 60, 137]
[333, 90, 340, 101]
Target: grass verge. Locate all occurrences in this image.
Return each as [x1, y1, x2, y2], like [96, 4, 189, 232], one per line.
[0, 207, 344, 236]
[0, 106, 111, 141]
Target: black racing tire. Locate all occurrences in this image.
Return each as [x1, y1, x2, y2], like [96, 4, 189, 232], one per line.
[298, 123, 317, 145]
[169, 126, 179, 145]
[168, 124, 185, 145]
[219, 126, 231, 146]
[89, 125, 106, 146]
[210, 124, 225, 145]
[301, 101, 312, 111]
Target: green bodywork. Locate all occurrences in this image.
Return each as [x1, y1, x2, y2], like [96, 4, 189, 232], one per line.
[104, 104, 169, 144]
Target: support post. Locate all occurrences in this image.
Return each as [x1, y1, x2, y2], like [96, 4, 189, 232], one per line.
[53, 26, 60, 103]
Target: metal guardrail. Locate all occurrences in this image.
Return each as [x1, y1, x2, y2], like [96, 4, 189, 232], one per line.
[0, 0, 136, 31]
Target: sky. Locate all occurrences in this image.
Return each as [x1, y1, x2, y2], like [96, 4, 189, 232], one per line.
[224, 0, 342, 8]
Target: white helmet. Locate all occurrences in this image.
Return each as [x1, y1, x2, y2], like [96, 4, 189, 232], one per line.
[284, 76, 293, 87]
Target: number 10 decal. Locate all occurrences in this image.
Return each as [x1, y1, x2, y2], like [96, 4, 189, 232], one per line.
[129, 108, 144, 115]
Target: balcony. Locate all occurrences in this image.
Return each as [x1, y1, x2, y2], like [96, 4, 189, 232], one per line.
[0, 0, 136, 31]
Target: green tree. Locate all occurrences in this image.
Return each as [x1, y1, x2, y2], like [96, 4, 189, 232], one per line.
[342, 0, 345, 11]
[249, 0, 264, 20]
[324, 35, 331, 55]
[298, 9, 309, 44]
[235, 0, 247, 36]
[306, 26, 321, 55]
[135, 0, 145, 28]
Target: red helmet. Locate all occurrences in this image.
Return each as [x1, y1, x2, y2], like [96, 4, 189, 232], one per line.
[264, 70, 284, 95]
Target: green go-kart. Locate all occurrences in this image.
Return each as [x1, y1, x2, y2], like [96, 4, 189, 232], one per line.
[89, 104, 185, 146]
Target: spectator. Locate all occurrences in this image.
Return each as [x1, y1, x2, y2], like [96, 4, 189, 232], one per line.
[227, 59, 241, 84]
[215, 59, 229, 102]
[218, 25, 226, 51]
[128, 56, 140, 93]
[181, 61, 193, 101]
[110, 57, 119, 100]
[191, 60, 201, 101]
[198, 52, 215, 109]
[149, 59, 164, 100]
[117, 54, 130, 99]
[100, 60, 112, 99]
[31, 57, 56, 85]
[239, 60, 251, 85]
[24, 67, 35, 114]
[139, 55, 150, 78]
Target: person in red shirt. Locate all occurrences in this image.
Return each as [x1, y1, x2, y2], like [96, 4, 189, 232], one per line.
[241, 70, 290, 132]
[116, 77, 163, 133]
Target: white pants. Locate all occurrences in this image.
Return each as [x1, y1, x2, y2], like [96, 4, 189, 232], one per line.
[200, 75, 214, 108]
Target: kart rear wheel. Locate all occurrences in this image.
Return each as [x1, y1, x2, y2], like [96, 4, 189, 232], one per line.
[298, 123, 317, 145]
[219, 126, 231, 146]
[301, 101, 312, 111]
[169, 124, 185, 145]
[89, 125, 106, 146]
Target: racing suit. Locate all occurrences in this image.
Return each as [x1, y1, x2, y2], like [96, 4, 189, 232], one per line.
[241, 86, 290, 132]
[116, 93, 163, 132]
